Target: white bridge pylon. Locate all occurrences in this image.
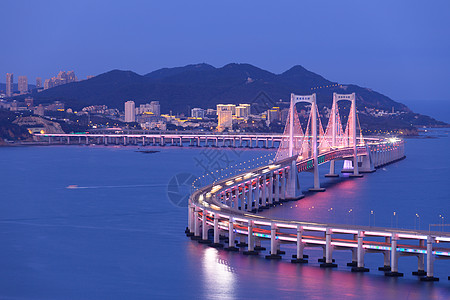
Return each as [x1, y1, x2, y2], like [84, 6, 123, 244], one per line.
[278, 92, 365, 199]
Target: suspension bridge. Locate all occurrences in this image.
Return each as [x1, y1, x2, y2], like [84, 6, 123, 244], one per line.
[186, 92, 449, 282]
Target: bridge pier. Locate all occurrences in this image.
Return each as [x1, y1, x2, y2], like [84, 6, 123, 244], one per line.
[292, 226, 308, 263]
[320, 228, 337, 268]
[421, 236, 439, 281]
[325, 160, 339, 177]
[199, 211, 211, 244]
[210, 213, 222, 248]
[191, 208, 201, 240]
[243, 221, 258, 255]
[261, 175, 267, 208]
[254, 178, 260, 211]
[268, 173, 274, 205]
[413, 239, 426, 276]
[352, 231, 369, 272]
[224, 217, 238, 251]
[279, 169, 285, 200]
[274, 172, 280, 203]
[386, 234, 403, 277]
[266, 223, 281, 259]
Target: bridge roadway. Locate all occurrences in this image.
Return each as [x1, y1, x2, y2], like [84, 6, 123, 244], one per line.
[187, 141, 449, 281]
[36, 132, 285, 148]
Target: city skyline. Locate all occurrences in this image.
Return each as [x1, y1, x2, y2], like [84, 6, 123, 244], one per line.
[0, 1, 449, 102]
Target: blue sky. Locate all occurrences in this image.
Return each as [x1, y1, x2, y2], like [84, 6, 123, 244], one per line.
[1, 0, 449, 104]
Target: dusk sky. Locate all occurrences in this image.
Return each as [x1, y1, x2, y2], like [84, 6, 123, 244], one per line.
[1, 0, 449, 104]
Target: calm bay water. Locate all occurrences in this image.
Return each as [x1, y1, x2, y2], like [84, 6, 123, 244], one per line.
[0, 129, 449, 299]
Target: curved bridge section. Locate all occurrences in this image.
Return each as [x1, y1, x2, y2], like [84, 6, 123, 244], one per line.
[187, 92, 448, 281]
[187, 139, 448, 281]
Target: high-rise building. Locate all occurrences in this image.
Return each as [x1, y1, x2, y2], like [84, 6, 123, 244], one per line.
[36, 77, 42, 89]
[217, 104, 233, 130]
[18, 76, 28, 94]
[191, 108, 205, 118]
[266, 107, 280, 126]
[44, 79, 51, 90]
[125, 101, 136, 122]
[150, 101, 160, 116]
[6, 73, 13, 97]
[236, 104, 250, 119]
[238, 104, 251, 116]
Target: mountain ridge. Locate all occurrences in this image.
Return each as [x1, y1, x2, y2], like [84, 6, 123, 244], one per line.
[6, 63, 447, 129]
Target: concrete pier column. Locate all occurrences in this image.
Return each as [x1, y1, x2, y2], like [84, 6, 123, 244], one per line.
[413, 239, 426, 276]
[265, 223, 281, 259]
[320, 228, 337, 267]
[291, 225, 307, 263]
[210, 213, 223, 248]
[247, 182, 253, 212]
[224, 217, 238, 251]
[194, 208, 200, 238]
[239, 185, 245, 210]
[261, 175, 267, 207]
[378, 236, 391, 271]
[325, 160, 339, 177]
[255, 177, 260, 210]
[268, 173, 274, 205]
[352, 231, 369, 272]
[281, 169, 286, 200]
[201, 212, 209, 243]
[243, 221, 257, 255]
[421, 236, 439, 281]
[386, 234, 403, 276]
[348, 234, 358, 267]
[274, 172, 280, 203]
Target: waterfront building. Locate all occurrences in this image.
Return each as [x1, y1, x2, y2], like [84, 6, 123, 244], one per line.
[6, 73, 13, 97]
[217, 104, 233, 130]
[18, 76, 28, 94]
[125, 101, 136, 122]
[191, 108, 205, 118]
[236, 104, 250, 119]
[266, 107, 280, 126]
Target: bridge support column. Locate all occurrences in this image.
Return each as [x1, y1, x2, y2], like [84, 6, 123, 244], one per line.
[255, 177, 260, 210]
[266, 223, 281, 259]
[261, 175, 267, 208]
[413, 239, 426, 276]
[274, 172, 280, 203]
[286, 161, 302, 200]
[292, 225, 308, 263]
[239, 185, 245, 210]
[268, 173, 274, 205]
[224, 217, 238, 251]
[378, 237, 391, 271]
[247, 182, 253, 212]
[421, 236, 439, 281]
[199, 211, 211, 244]
[320, 228, 337, 267]
[386, 234, 403, 276]
[191, 208, 201, 240]
[210, 213, 223, 248]
[243, 221, 257, 255]
[186, 204, 195, 236]
[352, 231, 369, 272]
[347, 234, 358, 267]
[325, 160, 339, 177]
[280, 169, 286, 200]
